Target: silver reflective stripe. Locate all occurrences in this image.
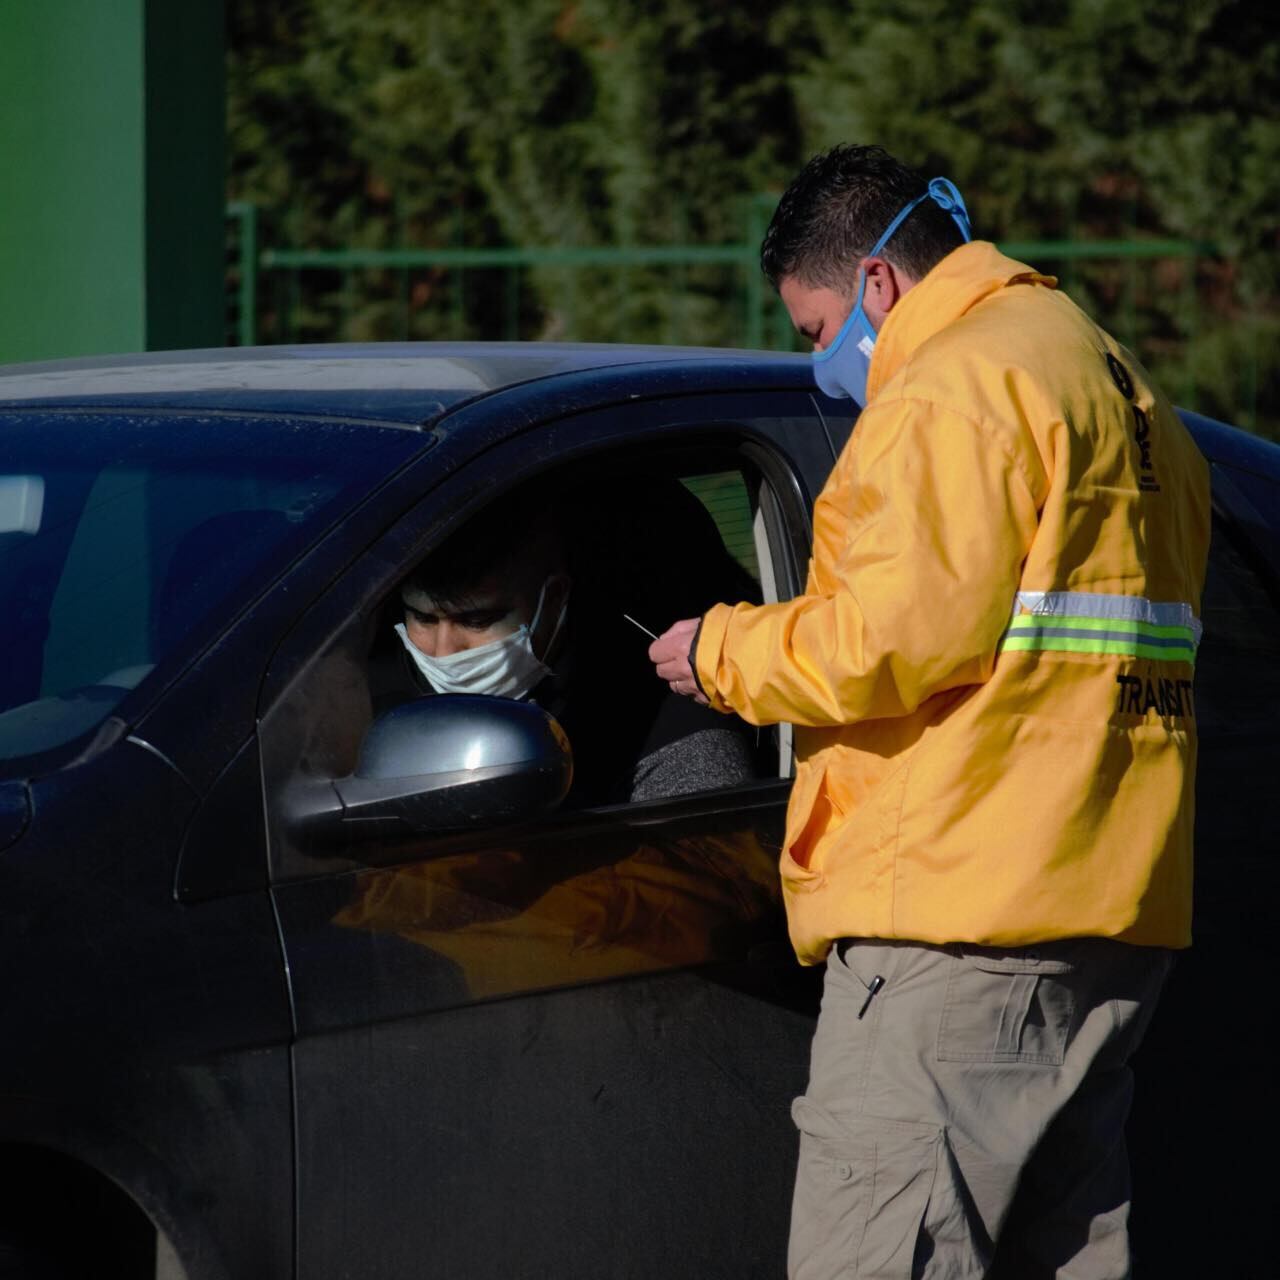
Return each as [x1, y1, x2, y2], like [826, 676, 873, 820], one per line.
[1014, 591, 1203, 644]
[999, 591, 1202, 664]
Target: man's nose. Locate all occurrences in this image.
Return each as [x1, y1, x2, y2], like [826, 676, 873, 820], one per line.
[431, 620, 469, 657]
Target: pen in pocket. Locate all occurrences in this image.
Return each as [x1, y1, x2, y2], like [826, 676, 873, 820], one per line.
[858, 975, 886, 1020]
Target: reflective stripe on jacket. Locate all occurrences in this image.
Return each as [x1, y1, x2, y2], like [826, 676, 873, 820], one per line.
[695, 241, 1211, 962]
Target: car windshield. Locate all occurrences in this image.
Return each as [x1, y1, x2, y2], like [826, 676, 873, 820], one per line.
[0, 411, 420, 772]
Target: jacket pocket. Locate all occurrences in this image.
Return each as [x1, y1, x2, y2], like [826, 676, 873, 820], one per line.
[781, 761, 840, 888]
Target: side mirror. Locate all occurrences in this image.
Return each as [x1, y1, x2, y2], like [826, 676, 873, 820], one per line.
[290, 695, 573, 844]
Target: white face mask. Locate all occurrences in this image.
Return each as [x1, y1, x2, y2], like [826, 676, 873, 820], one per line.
[395, 579, 568, 701]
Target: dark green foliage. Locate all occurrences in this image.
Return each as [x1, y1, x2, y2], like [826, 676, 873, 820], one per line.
[227, 0, 1279, 435]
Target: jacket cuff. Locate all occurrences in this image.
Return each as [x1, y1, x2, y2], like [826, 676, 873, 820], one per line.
[693, 604, 734, 714]
[688, 617, 707, 698]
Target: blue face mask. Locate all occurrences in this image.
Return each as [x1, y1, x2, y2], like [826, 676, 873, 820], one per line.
[812, 177, 973, 406]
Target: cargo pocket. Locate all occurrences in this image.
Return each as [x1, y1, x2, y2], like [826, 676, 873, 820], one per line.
[789, 1096, 942, 1280]
[936, 947, 1076, 1065]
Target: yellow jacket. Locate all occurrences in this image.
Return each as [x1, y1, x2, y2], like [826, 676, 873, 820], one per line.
[695, 242, 1211, 963]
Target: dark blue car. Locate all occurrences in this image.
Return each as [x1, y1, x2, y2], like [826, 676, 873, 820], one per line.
[0, 344, 1276, 1279]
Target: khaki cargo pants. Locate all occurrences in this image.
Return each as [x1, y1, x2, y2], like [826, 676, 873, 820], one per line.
[788, 937, 1172, 1280]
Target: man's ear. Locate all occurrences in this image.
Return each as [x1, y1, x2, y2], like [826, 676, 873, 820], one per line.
[861, 255, 910, 329]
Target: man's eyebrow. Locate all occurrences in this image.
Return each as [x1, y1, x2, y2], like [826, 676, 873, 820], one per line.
[453, 604, 513, 622]
[406, 598, 506, 614]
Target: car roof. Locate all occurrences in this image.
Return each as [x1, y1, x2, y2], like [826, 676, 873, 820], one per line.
[1178, 409, 1280, 481]
[0, 342, 812, 427]
[5, 345, 1272, 476]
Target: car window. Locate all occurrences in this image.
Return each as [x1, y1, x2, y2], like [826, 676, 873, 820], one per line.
[681, 470, 760, 578]
[0, 412, 418, 772]
[366, 459, 779, 810]
[262, 432, 808, 1021]
[1193, 500, 1280, 858]
[813, 395, 859, 459]
[261, 426, 811, 874]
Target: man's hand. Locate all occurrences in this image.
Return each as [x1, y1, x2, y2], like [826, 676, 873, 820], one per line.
[649, 617, 708, 705]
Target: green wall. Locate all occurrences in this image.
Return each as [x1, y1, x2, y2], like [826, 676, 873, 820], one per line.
[0, 0, 224, 362]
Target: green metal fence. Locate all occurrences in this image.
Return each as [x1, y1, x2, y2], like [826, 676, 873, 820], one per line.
[225, 202, 1266, 434]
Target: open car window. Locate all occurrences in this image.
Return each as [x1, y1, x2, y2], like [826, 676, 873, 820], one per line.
[260, 431, 809, 881]
[363, 459, 786, 813]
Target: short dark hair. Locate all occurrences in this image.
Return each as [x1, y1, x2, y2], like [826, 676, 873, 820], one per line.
[405, 497, 566, 614]
[760, 144, 966, 297]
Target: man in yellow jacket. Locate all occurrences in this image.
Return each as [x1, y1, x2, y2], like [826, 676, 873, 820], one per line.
[650, 145, 1210, 1279]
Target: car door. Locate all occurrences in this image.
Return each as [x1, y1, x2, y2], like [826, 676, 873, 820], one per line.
[1126, 443, 1280, 1276]
[259, 386, 837, 1279]
[0, 406, 431, 1280]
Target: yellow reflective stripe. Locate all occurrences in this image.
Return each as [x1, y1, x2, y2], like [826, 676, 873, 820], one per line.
[1014, 590, 1202, 643]
[1005, 615, 1195, 641]
[1000, 592, 1200, 665]
[1000, 634, 1196, 664]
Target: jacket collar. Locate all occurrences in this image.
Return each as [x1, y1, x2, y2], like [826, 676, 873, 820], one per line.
[865, 241, 1057, 401]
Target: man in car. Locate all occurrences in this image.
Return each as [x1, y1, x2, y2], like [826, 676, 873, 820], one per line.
[346, 488, 780, 1000]
[650, 144, 1210, 1278]
[370, 488, 759, 806]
